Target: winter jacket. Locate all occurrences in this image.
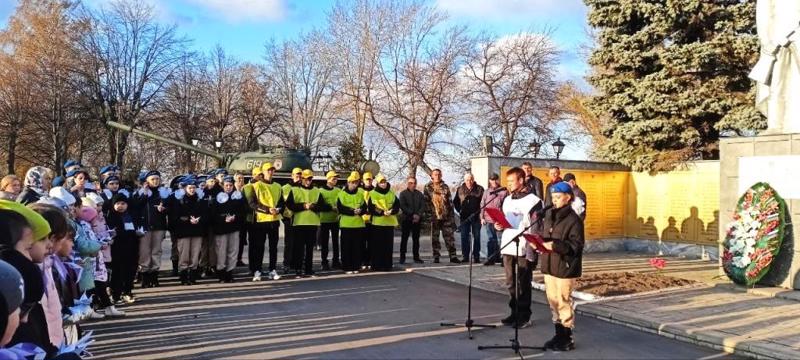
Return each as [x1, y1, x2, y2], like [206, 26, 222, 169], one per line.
[480, 186, 507, 224]
[398, 188, 425, 223]
[538, 205, 584, 279]
[74, 220, 101, 292]
[16, 187, 42, 205]
[525, 175, 544, 201]
[107, 209, 141, 259]
[210, 190, 247, 235]
[249, 180, 285, 223]
[337, 187, 367, 228]
[168, 193, 209, 238]
[133, 186, 170, 231]
[453, 183, 484, 221]
[423, 181, 455, 221]
[544, 177, 563, 208]
[38, 256, 64, 348]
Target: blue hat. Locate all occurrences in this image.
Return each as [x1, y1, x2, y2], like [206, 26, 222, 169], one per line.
[179, 176, 196, 187]
[215, 168, 228, 176]
[63, 159, 81, 169]
[52, 176, 65, 187]
[65, 169, 88, 179]
[102, 175, 120, 186]
[137, 171, 148, 183]
[145, 170, 161, 179]
[223, 176, 234, 184]
[551, 182, 572, 194]
[99, 165, 117, 175]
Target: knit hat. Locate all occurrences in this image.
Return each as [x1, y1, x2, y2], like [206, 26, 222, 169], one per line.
[292, 168, 302, 175]
[49, 187, 76, 207]
[551, 182, 572, 194]
[102, 175, 120, 187]
[0, 260, 24, 315]
[1, 250, 43, 317]
[86, 192, 105, 206]
[325, 170, 339, 179]
[261, 162, 276, 172]
[52, 176, 65, 187]
[145, 170, 161, 180]
[78, 206, 98, 223]
[0, 200, 51, 241]
[251, 167, 263, 177]
[347, 171, 360, 183]
[111, 192, 129, 205]
[301, 169, 314, 179]
[363, 172, 373, 180]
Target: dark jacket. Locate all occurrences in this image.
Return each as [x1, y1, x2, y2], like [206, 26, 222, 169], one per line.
[544, 177, 563, 208]
[107, 209, 142, 250]
[133, 186, 170, 231]
[538, 205, 584, 278]
[423, 181, 455, 220]
[16, 187, 42, 205]
[169, 193, 209, 238]
[525, 175, 544, 201]
[453, 183, 484, 221]
[398, 188, 425, 223]
[210, 191, 247, 235]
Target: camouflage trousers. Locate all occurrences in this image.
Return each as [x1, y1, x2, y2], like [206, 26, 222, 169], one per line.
[430, 217, 458, 258]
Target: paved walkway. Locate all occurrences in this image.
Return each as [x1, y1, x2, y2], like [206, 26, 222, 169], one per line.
[409, 254, 800, 360]
[83, 272, 727, 359]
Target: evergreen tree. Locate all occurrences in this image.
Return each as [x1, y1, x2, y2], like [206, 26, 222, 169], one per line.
[332, 134, 366, 172]
[585, 0, 764, 171]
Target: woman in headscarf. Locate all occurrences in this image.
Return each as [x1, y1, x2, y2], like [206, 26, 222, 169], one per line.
[17, 167, 53, 205]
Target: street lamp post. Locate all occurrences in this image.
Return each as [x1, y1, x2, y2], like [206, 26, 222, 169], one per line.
[528, 140, 541, 159]
[552, 138, 565, 159]
[214, 140, 223, 168]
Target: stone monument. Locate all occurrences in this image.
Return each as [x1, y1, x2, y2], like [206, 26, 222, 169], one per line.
[720, 0, 800, 288]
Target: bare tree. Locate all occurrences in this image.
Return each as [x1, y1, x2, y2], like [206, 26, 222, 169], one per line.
[203, 45, 241, 154]
[234, 63, 282, 152]
[77, 0, 187, 167]
[264, 32, 339, 154]
[370, 4, 471, 178]
[462, 31, 561, 156]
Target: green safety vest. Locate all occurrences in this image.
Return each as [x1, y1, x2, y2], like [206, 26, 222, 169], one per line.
[318, 186, 341, 223]
[292, 186, 321, 226]
[242, 183, 255, 223]
[369, 190, 399, 227]
[338, 188, 366, 229]
[254, 181, 282, 222]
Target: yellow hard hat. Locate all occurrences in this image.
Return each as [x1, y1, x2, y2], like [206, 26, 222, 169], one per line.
[375, 173, 387, 184]
[326, 170, 339, 179]
[347, 171, 360, 182]
[363, 172, 373, 180]
[251, 166, 263, 177]
[292, 167, 303, 175]
[261, 162, 276, 172]
[0, 200, 51, 241]
[301, 169, 314, 179]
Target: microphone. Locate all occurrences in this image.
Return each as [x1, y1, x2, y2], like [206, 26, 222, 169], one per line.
[533, 204, 554, 219]
[490, 187, 507, 195]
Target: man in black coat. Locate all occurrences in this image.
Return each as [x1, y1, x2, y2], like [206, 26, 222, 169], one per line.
[453, 173, 484, 263]
[528, 181, 584, 352]
[521, 162, 544, 200]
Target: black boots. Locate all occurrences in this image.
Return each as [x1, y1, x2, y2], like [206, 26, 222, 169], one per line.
[217, 270, 235, 283]
[227, 270, 235, 283]
[141, 272, 151, 289]
[141, 272, 160, 288]
[151, 272, 159, 287]
[501, 313, 515, 326]
[179, 270, 189, 285]
[544, 323, 575, 351]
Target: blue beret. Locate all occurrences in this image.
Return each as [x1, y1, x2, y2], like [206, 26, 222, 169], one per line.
[65, 169, 88, 179]
[52, 176, 65, 187]
[102, 175, 120, 186]
[137, 171, 148, 183]
[145, 170, 161, 179]
[215, 168, 228, 176]
[179, 176, 196, 187]
[99, 165, 117, 175]
[551, 182, 572, 194]
[63, 159, 81, 169]
[223, 176, 234, 184]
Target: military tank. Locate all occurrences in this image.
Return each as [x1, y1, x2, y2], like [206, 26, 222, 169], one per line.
[106, 120, 379, 185]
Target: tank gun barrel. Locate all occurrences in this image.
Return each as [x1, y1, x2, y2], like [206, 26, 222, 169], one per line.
[106, 120, 225, 161]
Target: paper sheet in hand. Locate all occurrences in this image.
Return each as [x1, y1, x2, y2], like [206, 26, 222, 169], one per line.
[523, 233, 551, 253]
[485, 208, 512, 229]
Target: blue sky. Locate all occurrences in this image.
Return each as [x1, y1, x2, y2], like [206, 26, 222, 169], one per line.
[0, 0, 590, 83]
[0, 0, 592, 160]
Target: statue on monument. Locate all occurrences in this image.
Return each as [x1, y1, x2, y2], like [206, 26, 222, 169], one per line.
[749, 0, 800, 134]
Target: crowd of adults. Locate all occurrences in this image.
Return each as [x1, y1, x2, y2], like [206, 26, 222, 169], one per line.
[0, 158, 588, 358]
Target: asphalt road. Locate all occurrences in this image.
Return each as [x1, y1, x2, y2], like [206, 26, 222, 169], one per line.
[82, 271, 735, 359]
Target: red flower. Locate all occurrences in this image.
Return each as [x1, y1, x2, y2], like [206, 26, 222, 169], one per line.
[649, 257, 667, 270]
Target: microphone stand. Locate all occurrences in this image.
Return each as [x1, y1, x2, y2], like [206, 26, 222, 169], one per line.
[440, 189, 504, 339]
[478, 213, 546, 359]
